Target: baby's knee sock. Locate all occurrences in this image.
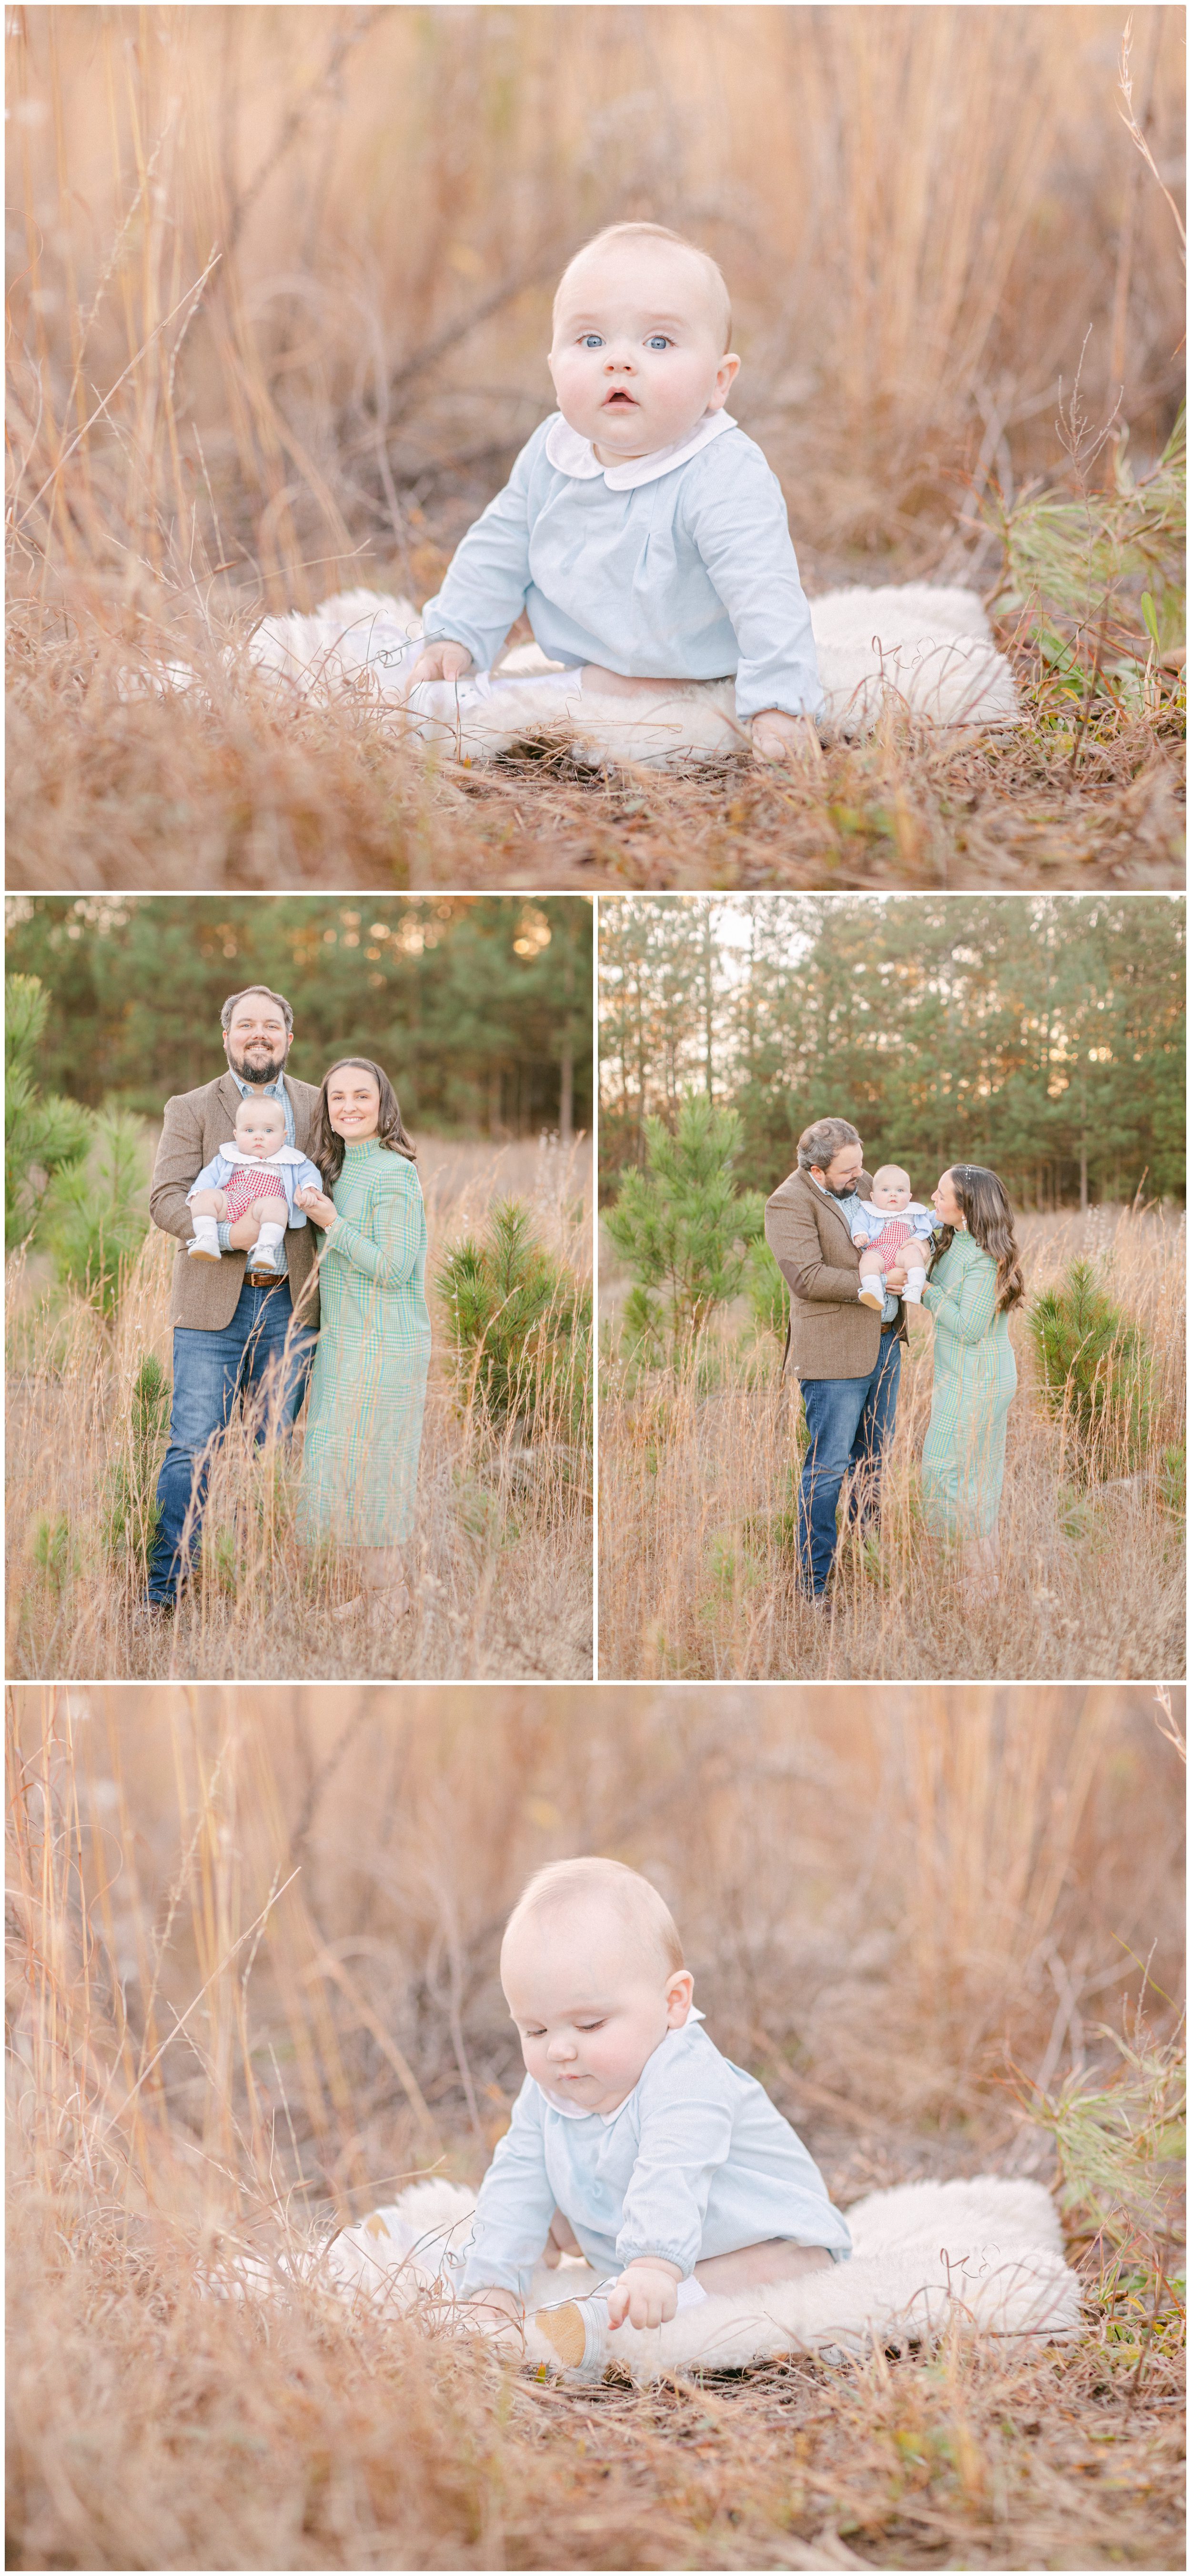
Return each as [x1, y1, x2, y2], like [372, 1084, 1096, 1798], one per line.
[902, 1262, 927, 1305]
[253, 1218, 286, 1268]
[188, 1214, 221, 1260]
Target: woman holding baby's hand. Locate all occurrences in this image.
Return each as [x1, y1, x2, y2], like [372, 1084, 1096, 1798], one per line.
[296, 1058, 430, 1644]
[920, 1165, 1023, 1601]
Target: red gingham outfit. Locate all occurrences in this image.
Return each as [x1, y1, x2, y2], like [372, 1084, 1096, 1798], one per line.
[866, 1214, 920, 1261]
[221, 1163, 287, 1223]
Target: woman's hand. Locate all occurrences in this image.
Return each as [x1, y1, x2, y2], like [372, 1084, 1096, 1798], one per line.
[885, 1264, 908, 1291]
[606, 2257, 682, 2331]
[294, 1184, 336, 1229]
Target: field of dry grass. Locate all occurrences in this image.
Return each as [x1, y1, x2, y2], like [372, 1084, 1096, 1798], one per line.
[6, 7, 1184, 891]
[599, 1206, 1187, 1680]
[7, 1682, 1184, 2570]
[7, 1135, 593, 1682]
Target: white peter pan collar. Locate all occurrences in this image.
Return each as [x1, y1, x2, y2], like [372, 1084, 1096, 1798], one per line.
[544, 408, 737, 489]
[222, 1144, 305, 1166]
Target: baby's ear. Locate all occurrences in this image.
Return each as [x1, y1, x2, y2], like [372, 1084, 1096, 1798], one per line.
[666, 1969, 695, 2028]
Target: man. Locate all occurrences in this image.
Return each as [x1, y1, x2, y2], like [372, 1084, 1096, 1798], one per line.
[764, 1117, 909, 1604]
[144, 986, 323, 1610]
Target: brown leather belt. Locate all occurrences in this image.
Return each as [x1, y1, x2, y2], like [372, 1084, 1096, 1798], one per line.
[243, 1267, 286, 1289]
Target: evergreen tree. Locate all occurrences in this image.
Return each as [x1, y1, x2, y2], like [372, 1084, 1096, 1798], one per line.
[605, 1093, 764, 1346]
[5, 974, 92, 1250]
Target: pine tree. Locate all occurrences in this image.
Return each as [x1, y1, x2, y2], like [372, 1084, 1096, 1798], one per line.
[605, 1093, 764, 1347]
[5, 975, 92, 1251]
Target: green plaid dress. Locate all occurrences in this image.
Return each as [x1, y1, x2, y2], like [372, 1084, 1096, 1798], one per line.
[920, 1232, 1017, 1540]
[298, 1142, 431, 1546]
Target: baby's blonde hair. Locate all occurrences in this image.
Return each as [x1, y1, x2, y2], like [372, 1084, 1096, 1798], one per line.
[502, 1857, 684, 1978]
[873, 1164, 911, 1190]
[236, 1094, 284, 1122]
[553, 222, 732, 353]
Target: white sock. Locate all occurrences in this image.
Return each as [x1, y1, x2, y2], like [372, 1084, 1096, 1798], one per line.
[253, 1219, 285, 1265]
[902, 1263, 927, 1303]
[858, 1271, 884, 1298]
[188, 1214, 220, 1258]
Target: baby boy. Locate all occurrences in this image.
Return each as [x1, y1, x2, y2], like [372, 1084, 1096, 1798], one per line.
[186, 1096, 323, 1275]
[458, 1857, 849, 2369]
[851, 1166, 935, 1311]
[407, 222, 823, 765]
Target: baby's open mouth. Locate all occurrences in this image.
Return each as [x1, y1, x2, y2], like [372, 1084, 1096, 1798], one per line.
[603, 389, 637, 406]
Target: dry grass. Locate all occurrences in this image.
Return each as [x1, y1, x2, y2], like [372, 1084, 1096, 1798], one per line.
[6, 1136, 593, 1681]
[6, 6, 1184, 891]
[6, 1681, 1184, 2570]
[598, 1205, 1187, 1680]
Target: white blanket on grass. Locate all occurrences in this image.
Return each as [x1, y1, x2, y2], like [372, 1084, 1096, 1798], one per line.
[239, 582, 1018, 764]
[255, 2172, 1079, 2382]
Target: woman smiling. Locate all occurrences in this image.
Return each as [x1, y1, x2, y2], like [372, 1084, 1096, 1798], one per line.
[295, 1058, 431, 1629]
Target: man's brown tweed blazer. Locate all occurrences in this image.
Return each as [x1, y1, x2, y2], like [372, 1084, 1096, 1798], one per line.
[150, 1072, 324, 1332]
[764, 1164, 908, 1380]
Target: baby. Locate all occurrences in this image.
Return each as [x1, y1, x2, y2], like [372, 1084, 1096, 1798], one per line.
[458, 1858, 849, 2369]
[186, 1096, 323, 1274]
[851, 1166, 935, 1311]
[406, 222, 823, 766]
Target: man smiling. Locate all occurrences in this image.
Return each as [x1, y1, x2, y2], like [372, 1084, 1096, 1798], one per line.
[143, 986, 322, 1611]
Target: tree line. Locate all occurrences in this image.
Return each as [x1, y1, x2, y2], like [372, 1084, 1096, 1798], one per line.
[599, 896, 1185, 1207]
[4, 897, 593, 1140]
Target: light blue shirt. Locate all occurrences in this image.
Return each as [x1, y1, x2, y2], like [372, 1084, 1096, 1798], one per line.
[457, 2019, 851, 2298]
[215, 1072, 298, 1250]
[422, 412, 824, 723]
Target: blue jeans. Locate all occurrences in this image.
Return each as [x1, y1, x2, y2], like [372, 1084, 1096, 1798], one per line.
[797, 1333, 903, 1596]
[146, 1279, 316, 1604]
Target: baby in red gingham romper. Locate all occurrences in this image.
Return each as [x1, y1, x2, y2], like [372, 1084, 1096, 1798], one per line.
[186, 1094, 323, 1273]
[851, 1165, 935, 1311]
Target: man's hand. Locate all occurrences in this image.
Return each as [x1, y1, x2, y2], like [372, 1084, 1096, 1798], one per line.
[885, 1264, 908, 1291]
[404, 638, 474, 689]
[751, 709, 823, 768]
[606, 2257, 682, 2332]
[228, 1212, 262, 1250]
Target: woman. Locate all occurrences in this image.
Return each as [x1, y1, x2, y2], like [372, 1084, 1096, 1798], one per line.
[920, 1165, 1024, 1597]
[295, 1058, 431, 1624]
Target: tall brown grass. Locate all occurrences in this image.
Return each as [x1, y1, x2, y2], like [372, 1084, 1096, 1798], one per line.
[599, 1205, 1187, 1679]
[7, 1682, 1184, 2569]
[6, 7, 1184, 890]
[6, 1135, 593, 1680]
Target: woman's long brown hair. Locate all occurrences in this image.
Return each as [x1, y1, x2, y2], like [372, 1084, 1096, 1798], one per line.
[316, 1058, 417, 1187]
[929, 1165, 1025, 1313]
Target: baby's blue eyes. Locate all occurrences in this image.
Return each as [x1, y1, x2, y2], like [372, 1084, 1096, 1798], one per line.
[577, 334, 672, 351]
[646, 335, 670, 350]
[581, 334, 603, 348]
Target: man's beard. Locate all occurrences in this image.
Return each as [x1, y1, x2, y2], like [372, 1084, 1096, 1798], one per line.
[228, 1043, 286, 1087]
[826, 1177, 858, 1199]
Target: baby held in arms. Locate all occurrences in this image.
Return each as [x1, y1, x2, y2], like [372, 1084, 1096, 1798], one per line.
[851, 1166, 935, 1311]
[458, 1859, 849, 2366]
[406, 222, 824, 766]
[186, 1096, 323, 1275]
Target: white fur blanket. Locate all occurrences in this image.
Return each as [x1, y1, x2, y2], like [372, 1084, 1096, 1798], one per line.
[278, 2172, 1079, 2382]
[239, 582, 1018, 765]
